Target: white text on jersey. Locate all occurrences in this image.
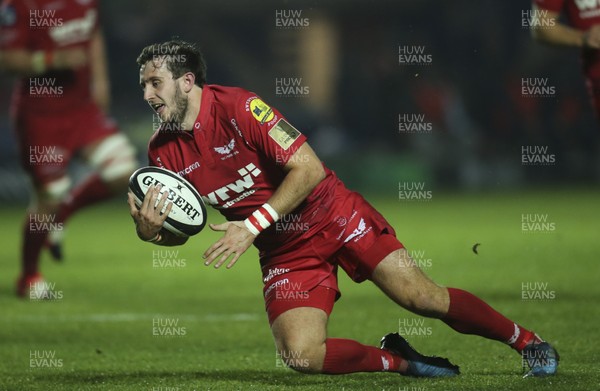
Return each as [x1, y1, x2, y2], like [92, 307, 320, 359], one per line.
[206, 163, 261, 207]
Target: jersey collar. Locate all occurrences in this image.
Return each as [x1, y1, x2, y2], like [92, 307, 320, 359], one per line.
[194, 85, 214, 133]
[192, 85, 216, 166]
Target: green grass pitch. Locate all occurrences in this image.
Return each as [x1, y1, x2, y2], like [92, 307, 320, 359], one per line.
[0, 189, 599, 391]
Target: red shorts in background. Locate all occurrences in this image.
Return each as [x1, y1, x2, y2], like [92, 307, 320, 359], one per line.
[261, 186, 404, 325]
[13, 103, 118, 187]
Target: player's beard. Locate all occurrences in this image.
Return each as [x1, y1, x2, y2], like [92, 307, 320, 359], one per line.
[163, 83, 188, 129]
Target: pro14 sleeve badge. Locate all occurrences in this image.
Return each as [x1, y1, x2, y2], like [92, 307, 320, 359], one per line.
[268, 119, 301, 150]
[247, 97, 275, 125]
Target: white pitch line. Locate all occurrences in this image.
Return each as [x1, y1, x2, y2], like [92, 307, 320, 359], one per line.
[2, 313, 261, 323]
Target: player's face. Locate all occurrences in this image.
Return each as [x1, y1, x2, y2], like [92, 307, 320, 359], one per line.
[140, 58, 188, 124]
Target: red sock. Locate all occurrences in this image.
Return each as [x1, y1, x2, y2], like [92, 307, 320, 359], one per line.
[442, 288, 538, 353]
[21, 215, 49, 276]
[322, 338, 404, 374]
[56, 174, 113, 223]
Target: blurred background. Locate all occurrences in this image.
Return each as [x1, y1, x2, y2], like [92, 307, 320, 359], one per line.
[1, 0, 598, 201]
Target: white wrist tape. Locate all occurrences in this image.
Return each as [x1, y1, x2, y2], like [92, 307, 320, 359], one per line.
[244, 203, 279, 236]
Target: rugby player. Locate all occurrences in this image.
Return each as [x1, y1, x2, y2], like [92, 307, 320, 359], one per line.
[531, 0, 600, 119]
[0, 0, 137, 297]
[128, 40, 558, 377]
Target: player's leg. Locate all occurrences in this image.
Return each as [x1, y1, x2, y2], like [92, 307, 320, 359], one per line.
[335, 192, 544, 349]
[56, 132, 136, 224]
[17, 176, 71, 297]
[263, 249, 408, 374]
[14, 112, 73, 296]
[371, 248, 530, 342]
[585, 77, 600, 123]
[49, 109, 137, 259]
[270, 298, 408, 375]
[263, 212, 458, 377]
[370, 248, 558, 375]
[333, 190, 557, 376]
[268, 284, 457, 377]
[271, 306, 327, 373]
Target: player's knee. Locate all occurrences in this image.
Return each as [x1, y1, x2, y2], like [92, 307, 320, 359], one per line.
[277, 337, 324, 374]
[405, 286, 447, 318]
[87, 134, 138, 183]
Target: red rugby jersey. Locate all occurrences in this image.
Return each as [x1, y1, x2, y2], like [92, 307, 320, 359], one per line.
[534, 0, 600, 29]
[0, 0, 99, 115]
[534, 0, 600, 77]
[148, 85, 340, 255]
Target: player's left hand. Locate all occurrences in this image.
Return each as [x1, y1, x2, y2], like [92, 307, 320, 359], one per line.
[203, 222, 256, 269]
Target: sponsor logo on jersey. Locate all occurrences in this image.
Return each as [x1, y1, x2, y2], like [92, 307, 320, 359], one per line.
[263, 267, 290, 283]
[334, 216, 347, 227]
[230, 118, 244, 138]
[214, 139, 236, 154]
[575, 0, 600, 11]
[265, 278, 289, 297]
[335, 210, 357, 240]
[268, 119, 301, 150]
[214, 139, 240, 160]
[247, 97, 275, 124]
[177, 161, 200, 177]
[343, 217, 373, 243]
[49, 9, 96, 45]
[206, 163, 261, 207]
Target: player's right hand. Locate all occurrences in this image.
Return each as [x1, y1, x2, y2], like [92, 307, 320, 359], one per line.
[52, 48, 88, 70]
[127, 185, 173, 241]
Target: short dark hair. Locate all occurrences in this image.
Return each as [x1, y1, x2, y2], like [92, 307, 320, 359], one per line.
[136, 40, 207, 87]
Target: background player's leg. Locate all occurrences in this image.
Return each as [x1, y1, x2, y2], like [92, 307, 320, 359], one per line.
[585, 77, 600, 123]
[54, 174, 121, 226]
[22, 192, 58, 276]
[370, 248, 539, 352]
[271, 307, 407, 374]
[55, 134, 136, 225]
[17, 178, 70, 296]
[48, 134, 137, 260]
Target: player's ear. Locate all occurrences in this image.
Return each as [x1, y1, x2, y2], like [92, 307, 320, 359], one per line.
[181, 72, 195, 93]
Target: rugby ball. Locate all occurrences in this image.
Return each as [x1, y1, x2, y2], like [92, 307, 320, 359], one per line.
[129, 166, 207, 237]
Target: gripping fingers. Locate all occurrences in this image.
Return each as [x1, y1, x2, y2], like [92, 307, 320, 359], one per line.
[127, 192, 139, 217]
[161, 200, 174, 221]
[141, 185, 157, 214]
[155, 190, 172, 220]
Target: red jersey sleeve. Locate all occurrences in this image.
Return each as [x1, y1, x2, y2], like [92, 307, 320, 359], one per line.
[533, 0, 565, 13]
[235, 93, 307, 167]
[0, 0, 30, 50]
